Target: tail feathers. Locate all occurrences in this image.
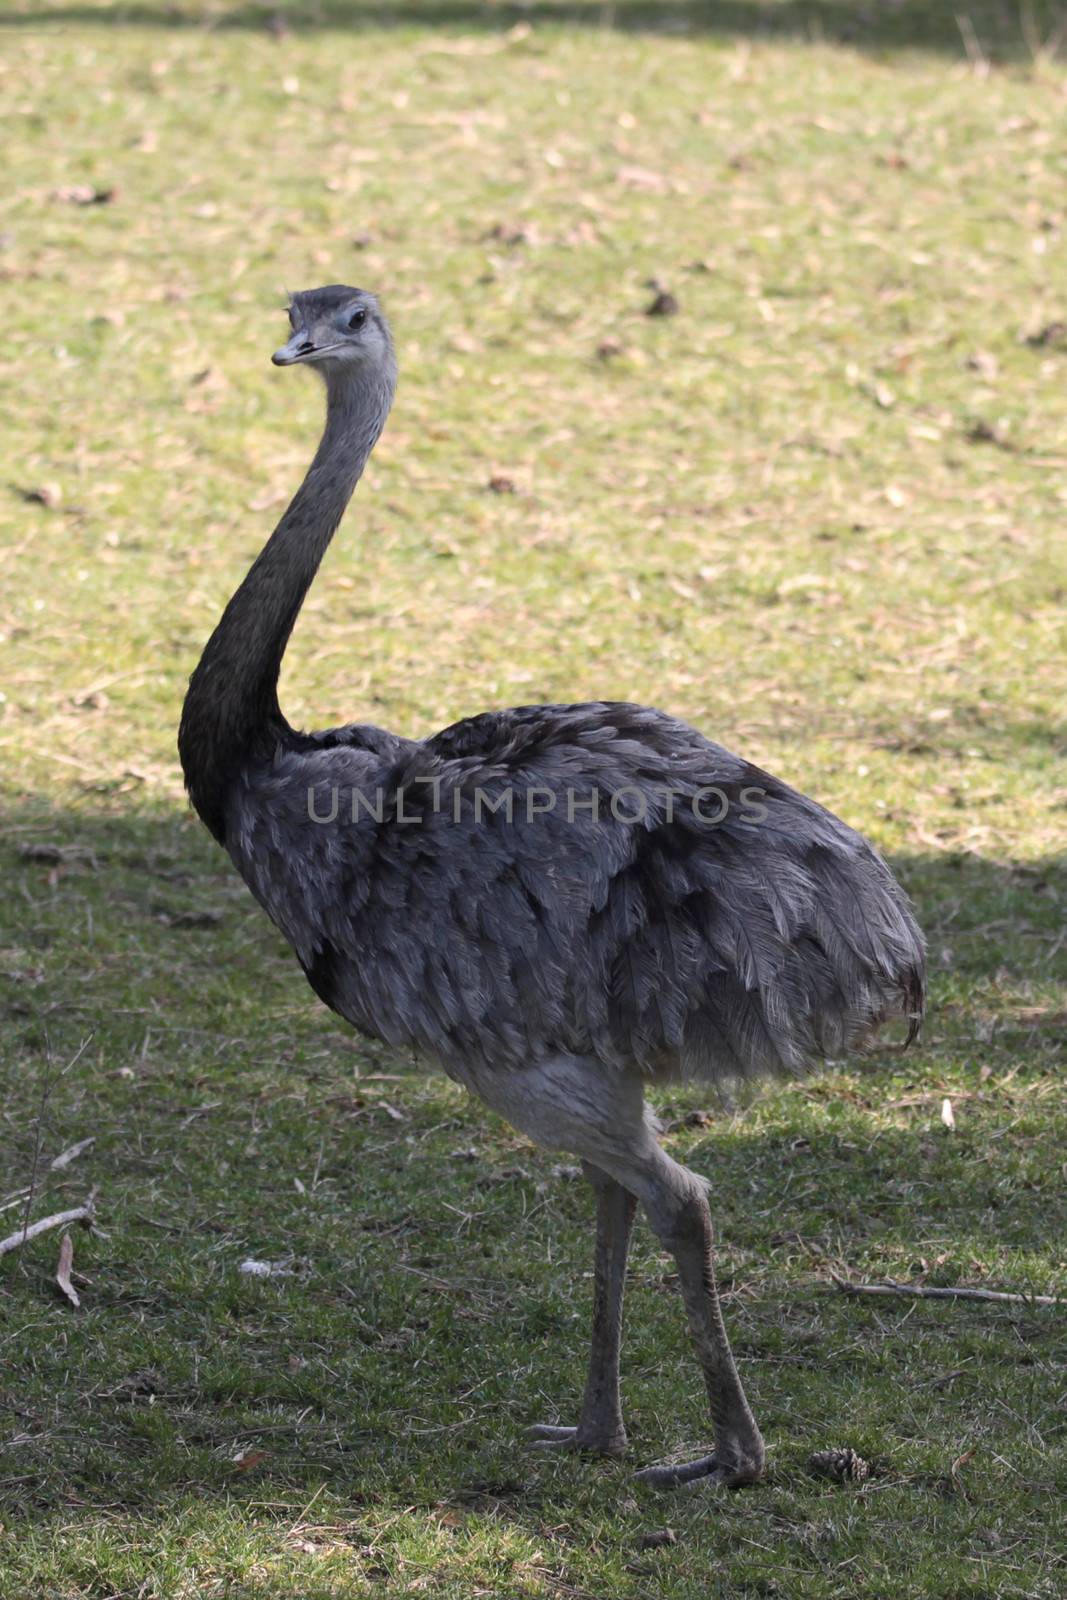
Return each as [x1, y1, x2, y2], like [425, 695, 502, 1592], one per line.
[667, 843, 926, 1090]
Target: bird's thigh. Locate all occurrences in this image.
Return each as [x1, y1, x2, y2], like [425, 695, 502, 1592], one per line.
[452, 1054, 659, 1172]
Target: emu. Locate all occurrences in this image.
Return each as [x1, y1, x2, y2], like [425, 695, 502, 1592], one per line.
[179, 286, 924, 1488]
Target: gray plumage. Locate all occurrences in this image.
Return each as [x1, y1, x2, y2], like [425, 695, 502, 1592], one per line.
[228, 703, 922, 1086]
[179, 286, 925, 1488]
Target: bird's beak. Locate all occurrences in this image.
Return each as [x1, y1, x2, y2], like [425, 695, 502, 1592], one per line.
[272, 331, 316, 366]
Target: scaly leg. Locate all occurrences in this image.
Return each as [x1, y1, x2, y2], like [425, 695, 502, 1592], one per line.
[527, 1161, 637, 1456]
[633, 1149, 764, 1488]
[455, 1052, 764, 1485]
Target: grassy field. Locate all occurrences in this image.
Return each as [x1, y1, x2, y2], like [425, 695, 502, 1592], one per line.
[2, 2, 1066, 1596]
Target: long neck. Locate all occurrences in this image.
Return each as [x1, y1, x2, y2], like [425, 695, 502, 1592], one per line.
[179, 363, 394, 841]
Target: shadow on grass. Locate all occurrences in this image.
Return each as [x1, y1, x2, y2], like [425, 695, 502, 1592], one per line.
[2, 0, 1066, 62]
[2, 796, 1064, 1523]
[2, 1090, 1065, 1524]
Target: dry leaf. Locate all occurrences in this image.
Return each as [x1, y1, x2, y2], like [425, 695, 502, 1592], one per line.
[616, 165, 671, 193]
[156, 907, 224, 928]
[646, 289, 679, 318]
[247, 488, 287, 512]
[1022, 320, 1066, 348]
[239, 1259, 276, 1277]
[19, 483, 63, 508]
[19, 843, 64, 863]
[233, 1448, 269, 1472]
[966, 350, 999, 379]
[53, 184, 117, 206]
[777, 572, 829, 598]
[72, 689, 110, 711]
[238, 1256, 301, 1277]
[639, 1528, 677, 1548]
[485, 220, 539, 248]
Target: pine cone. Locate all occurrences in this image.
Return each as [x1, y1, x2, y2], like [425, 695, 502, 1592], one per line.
[808, 1446, 870, 1483]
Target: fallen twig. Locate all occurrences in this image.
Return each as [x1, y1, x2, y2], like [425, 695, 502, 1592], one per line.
[0, 1191, 97, 1259]
[831, 1273, 1061, 1307]
[55, 1232, 80, 1307]
[17, 1035, 94, 1245]
[50, 1136, 95, 1171]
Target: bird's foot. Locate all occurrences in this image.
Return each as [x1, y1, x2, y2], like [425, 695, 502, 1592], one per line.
[525, 1422, 627, 1458]
[635, 1449, 764, 1490]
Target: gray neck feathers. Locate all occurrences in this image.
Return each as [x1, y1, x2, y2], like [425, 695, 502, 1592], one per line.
[179, 358, 396, 841]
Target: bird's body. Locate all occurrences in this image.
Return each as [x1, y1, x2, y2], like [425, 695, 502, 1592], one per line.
[225, 699, 921, 1088]
[180, 287, 924, 1489]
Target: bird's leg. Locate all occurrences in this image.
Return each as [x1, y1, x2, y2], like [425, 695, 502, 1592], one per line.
[634, 1153, 765, 1489]
[575, 1164, 638, 1450]
[527, 1161, 637, 1457]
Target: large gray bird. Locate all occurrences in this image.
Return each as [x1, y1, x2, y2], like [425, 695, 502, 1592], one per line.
[179, 286, 925, 1488]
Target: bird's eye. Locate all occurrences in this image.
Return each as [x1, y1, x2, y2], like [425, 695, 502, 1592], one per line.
[348, 307, 366, 330]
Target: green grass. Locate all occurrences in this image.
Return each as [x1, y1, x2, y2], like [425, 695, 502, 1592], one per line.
[2, 2, 1066, 1596]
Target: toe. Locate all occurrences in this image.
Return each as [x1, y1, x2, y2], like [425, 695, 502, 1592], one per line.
[525, 1422, 628, 1456]
[635, 1453, 722, 1488]
[525, 1424, 578, 1445]
[635, 1450, 763, 1489]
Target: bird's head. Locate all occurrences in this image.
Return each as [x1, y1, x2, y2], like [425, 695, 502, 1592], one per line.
[273, 285, 394, 380]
